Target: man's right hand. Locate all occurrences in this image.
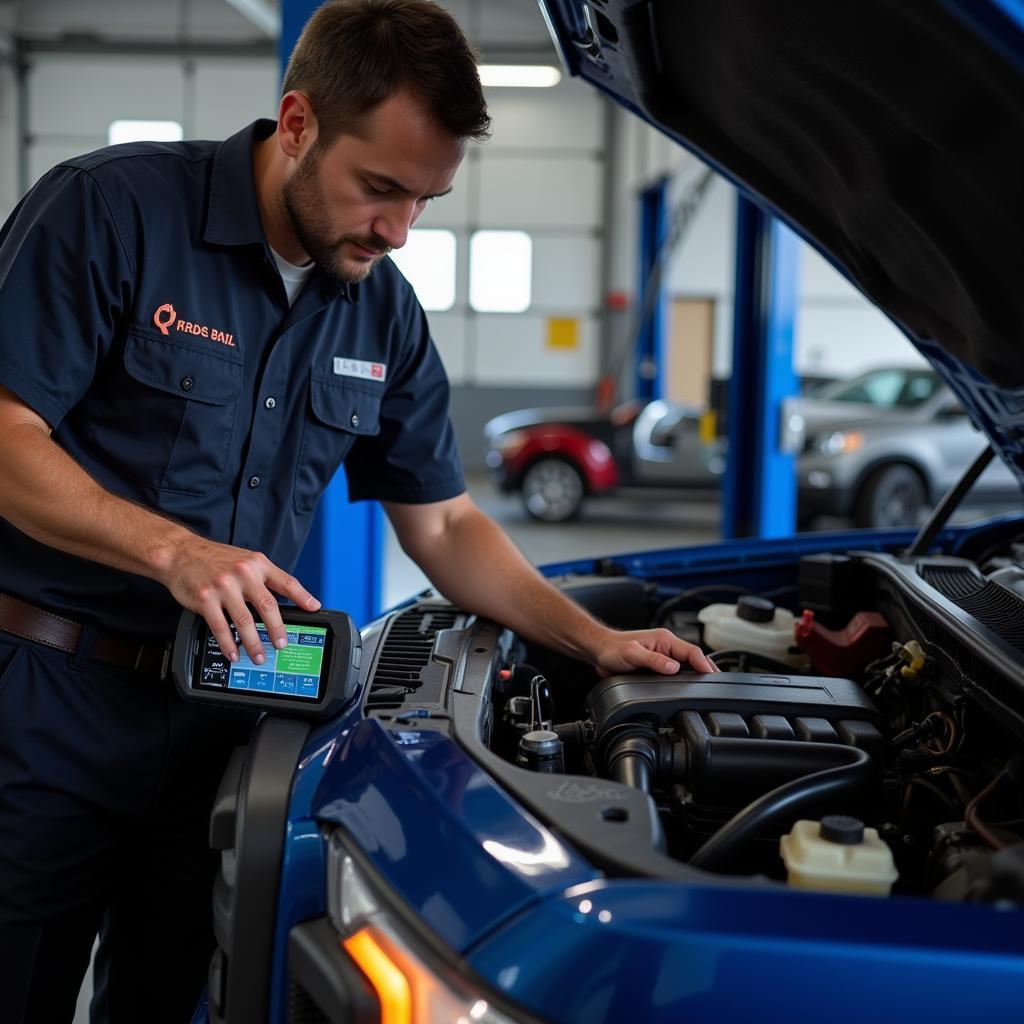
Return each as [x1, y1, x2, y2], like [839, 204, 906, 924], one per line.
[0, 384, 319, 662]
[159, 535, 321, 664]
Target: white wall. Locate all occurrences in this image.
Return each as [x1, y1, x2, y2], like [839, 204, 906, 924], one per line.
[24, 52, 279, 192]
[415, 78, 607, 388]
[606, 107, 924, 381]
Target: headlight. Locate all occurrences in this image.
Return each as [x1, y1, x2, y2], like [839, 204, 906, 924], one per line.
[817, 430, 865, 455]
[327, 832, 528, 1024]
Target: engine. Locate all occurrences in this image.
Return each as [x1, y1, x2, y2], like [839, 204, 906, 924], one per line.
[487, 547, 1024, 902]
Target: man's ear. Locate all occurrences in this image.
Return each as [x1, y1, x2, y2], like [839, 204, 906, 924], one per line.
[277, 91, 319, 159]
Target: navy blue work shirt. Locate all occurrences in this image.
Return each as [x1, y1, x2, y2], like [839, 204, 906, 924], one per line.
[0, 119, 464, 639]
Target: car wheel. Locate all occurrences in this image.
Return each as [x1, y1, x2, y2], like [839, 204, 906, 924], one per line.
[854, 463, 928, 528]
[521, 458, 585, 522]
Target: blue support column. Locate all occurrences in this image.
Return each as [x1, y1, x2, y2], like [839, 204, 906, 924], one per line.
[282, 0, 384, 625]
[722, 195, 800, 539]
[635, 176, 669, 401]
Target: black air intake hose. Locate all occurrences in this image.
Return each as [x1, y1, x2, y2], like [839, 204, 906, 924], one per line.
[688, 744, 872, 870]
[603, 726, 660, 793]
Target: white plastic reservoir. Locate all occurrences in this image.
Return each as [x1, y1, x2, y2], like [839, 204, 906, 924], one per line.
[698, 596, 809, 668]
[779, 816, 899, 895]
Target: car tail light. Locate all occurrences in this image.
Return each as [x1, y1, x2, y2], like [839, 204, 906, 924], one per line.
[498, 430, 528, 457]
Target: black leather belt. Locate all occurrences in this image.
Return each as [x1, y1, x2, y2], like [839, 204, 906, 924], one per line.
[0, 592, 172, 677]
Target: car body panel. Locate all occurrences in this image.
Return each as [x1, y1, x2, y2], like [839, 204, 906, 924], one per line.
[194, 512, 1024, 1024]
[311, 719, 598, 950]
[500, 425, 620, 494]
[466, 878, 1024, 1023]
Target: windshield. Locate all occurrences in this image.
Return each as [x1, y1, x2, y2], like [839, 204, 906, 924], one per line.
[821, 368, 941, 409]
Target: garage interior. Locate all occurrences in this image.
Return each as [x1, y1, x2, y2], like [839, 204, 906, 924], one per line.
[0, 1, 1017, 1021]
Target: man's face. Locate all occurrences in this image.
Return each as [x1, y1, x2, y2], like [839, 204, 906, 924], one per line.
[281, 91, 465, 284]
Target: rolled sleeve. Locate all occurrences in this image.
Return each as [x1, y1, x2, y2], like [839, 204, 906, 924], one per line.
[0, 165, 133, 428]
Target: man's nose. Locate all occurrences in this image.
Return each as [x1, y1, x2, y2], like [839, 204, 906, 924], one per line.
[373, 200, 419, 251]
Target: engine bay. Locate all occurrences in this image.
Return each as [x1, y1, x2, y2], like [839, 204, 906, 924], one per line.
[361, 532, 1024, 905]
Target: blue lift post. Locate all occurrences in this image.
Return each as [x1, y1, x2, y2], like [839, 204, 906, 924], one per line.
[282, 0, 384, 625]
[635, 177, 670, 402]
[722, 195, 800, 539]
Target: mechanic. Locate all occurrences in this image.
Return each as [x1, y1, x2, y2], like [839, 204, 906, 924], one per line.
[0, 1, 715, 1021]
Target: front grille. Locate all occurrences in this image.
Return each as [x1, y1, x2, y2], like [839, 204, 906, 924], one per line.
[287, 978, 329, 1024]
[366, 607, 461, 709]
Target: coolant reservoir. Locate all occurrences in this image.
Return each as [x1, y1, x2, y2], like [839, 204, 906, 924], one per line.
[698, 596, 809, 668]
[780, 816, 898, 896]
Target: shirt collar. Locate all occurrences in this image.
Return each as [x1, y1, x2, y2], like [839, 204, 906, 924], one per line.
[204, 119, 273, 247]
[204, 118, 358, 303]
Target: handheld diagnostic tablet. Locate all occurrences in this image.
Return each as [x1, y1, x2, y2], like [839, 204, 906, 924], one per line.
[172, 607, 361, 719]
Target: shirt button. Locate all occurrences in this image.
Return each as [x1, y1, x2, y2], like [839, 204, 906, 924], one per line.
[264, 397, 276, 410]
[350, 413, 360, 428]
[248, 476, 260, 489]
[180, 376, 194, 391]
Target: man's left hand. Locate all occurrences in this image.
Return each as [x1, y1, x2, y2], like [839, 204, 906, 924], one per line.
[590, 628, 718, 677]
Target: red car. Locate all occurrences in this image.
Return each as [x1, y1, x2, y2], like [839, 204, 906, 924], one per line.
[484, 399, 723, 521]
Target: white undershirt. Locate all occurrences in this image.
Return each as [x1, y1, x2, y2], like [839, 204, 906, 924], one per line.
[270, 247, 315, 306]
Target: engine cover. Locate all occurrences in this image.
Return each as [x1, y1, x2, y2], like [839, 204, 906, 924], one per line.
[587, 672, 880, 733]
[587, 672, 883, 809]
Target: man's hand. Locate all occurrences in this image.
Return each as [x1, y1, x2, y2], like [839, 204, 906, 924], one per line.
[590, 627, 718, 677]
[158, 535, 320, 664]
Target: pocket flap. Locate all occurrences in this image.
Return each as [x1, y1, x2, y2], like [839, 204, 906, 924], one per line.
[124, 331, 242, 405]
[310, 378, 381, 436]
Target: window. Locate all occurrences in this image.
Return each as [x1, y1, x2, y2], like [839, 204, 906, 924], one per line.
[388, 229, 456, 312]
[825, 368, 939, 409]
[108, 120, 184, 145]
[469, 231, 532, 313]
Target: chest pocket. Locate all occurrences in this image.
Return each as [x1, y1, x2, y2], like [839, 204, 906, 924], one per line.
[107, 330, 243, 496]
[294, 376, 382, 514]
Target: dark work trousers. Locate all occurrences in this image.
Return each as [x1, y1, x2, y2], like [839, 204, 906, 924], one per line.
[0, 632, 256, 1024]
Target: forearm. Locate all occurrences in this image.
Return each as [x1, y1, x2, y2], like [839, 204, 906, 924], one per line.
[0, 419, 193, 583]
[398, 502, 608, 659]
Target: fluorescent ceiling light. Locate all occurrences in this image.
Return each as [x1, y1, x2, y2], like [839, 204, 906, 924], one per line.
[223, 0, 280, 38]
[478, 65, 561, 88]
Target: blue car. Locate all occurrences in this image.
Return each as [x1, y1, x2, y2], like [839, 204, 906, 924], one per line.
[195, 2, 1024, 1021]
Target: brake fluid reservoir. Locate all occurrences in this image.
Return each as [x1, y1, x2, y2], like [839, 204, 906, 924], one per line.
[698, 596, 809, 668]
[780, 816, 898, 895]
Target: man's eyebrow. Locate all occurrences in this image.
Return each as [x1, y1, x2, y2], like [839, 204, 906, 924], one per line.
[367, 172, 453, 201]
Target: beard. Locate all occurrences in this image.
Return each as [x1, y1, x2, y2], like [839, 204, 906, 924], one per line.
[280, 148, 391, 285]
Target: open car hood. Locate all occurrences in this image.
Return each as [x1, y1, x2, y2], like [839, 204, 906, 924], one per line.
[538, 0, 1024, 491]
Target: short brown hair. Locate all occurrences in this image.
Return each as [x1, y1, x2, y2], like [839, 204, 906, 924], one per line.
[282, 0, 490, 145]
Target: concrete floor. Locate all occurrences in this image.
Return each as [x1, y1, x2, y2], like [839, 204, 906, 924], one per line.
[383, 472, 724, 606]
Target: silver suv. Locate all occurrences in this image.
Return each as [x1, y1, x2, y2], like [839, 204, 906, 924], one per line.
[797, 367, 1020, 527]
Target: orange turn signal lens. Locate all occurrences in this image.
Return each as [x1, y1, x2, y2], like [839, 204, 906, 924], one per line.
[343, 928, 412, 1024]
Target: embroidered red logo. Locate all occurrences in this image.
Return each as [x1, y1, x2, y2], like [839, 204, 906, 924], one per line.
[152, 302, 235, 347]
[153, 303, 176, 335]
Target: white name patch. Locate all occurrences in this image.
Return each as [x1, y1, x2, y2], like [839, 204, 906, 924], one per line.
[333, 357, 387, 383]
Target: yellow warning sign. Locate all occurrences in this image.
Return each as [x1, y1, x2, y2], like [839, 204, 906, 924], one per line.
[546, 318, 580, 351]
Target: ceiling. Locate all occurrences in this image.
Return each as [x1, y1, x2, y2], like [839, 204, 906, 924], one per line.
[0, 0, 554, 57]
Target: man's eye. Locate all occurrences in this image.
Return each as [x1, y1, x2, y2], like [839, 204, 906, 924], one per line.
[367, 183, 391, 196]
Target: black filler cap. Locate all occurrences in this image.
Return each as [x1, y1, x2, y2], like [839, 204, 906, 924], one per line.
[736, 595, 775, 624]
[820, 815, 865, 845]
